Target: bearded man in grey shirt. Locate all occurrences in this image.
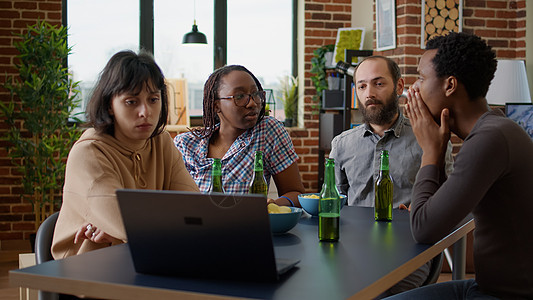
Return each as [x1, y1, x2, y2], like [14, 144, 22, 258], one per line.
[330, 56, 453, 208]
[329, 56, 453, 297]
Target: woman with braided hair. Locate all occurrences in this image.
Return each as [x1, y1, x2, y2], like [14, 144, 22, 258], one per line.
[174, 65, 305, 207]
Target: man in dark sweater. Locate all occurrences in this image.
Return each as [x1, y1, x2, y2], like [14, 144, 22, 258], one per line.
[387, 32, 533, 299]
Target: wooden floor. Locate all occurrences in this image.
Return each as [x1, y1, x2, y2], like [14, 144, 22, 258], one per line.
[0, 260, 19, 300]
[0, 253, 474, 300]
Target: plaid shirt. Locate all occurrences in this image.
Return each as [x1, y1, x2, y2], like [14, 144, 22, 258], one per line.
[174, 116, 298, 194]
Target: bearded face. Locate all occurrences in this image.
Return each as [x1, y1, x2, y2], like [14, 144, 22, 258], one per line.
[357, 87, 399, 125]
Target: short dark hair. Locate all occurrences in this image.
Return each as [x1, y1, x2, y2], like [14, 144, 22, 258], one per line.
[191, 65, 266, 139]
[425, 32, 497, 100]
[86, 50, 169, 137]
[355, 56, 402, 86]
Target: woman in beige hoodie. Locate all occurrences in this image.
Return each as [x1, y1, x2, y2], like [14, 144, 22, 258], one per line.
[52, 50, 199, 259]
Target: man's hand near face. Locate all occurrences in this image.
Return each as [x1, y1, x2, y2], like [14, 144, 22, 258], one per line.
[405, 87, 450, 170]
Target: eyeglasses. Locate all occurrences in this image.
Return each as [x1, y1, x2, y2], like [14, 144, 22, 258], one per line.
[217, 90, 266, 107]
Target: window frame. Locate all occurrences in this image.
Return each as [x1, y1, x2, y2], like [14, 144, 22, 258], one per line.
[64, 0, 297, 77]
[63, 0, 298, 121]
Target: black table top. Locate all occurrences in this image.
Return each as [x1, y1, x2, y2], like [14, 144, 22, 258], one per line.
[10, 207, 473, 300]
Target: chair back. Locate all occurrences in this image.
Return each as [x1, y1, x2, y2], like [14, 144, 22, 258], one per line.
[34, 211, 60, 300]
[423, 252, 444, 286]
[35, 211, 59, 264]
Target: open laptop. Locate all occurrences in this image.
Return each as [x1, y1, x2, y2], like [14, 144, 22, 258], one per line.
[116, 189, 299, 282]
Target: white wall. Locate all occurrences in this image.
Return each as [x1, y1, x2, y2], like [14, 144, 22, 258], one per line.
[527, 2, 533, 99]
[297, 0, 306, 127]
[351, 0, 374, 50]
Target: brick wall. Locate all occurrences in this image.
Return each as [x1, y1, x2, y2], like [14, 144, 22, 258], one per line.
[370, 0, 527, 157]
[0, 0, 528, 246]
[297, 0, 527, 193]
[0, 0, 63, 247]
[298, 0, 353, 192]
[376, 0, 527, 85]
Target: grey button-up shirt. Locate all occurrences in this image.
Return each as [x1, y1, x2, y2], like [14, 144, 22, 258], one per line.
[329, 113, 453, 208]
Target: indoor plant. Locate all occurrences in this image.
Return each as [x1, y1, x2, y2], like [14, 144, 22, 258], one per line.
[279, 75, 299, 127]
[310, 44, 335, 109]
[0, 21, 82, 231]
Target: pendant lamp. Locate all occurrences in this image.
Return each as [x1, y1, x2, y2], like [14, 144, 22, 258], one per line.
[182, 1, 207, 44]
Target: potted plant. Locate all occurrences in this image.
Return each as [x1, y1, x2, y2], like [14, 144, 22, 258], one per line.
[310, 44, 335, 108]
[279, 75, 299, 127]
[0, 21, 82, 232]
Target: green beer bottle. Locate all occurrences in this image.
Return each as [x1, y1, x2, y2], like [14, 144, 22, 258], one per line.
[249, 151, 268, 196]
[208, 158, 225, 193]
[375, 150, 393, 221]
[319, 158, 341, 242]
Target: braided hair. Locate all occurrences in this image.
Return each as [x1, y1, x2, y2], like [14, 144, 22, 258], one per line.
[191, 65, 266, 139]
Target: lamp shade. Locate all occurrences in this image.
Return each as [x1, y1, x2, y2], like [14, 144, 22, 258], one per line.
[486, 59, 531, 105]
[182, 23, 207, 44]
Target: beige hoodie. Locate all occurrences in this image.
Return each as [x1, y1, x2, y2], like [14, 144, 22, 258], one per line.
[52, 128, 199, 259]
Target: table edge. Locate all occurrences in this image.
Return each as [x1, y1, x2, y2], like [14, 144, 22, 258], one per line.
[350, 218, 475, 300]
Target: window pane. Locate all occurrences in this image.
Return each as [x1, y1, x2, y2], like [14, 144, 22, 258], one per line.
[67, 0, 140, 121]
[227, 0, 292, 120]
[154, 0, 214, 118]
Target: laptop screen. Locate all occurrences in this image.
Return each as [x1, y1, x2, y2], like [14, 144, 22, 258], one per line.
[505, 102, 533, 140]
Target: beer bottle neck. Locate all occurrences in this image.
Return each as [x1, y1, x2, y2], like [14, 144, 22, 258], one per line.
[324, 164, 336, 187]
[380, 151, 389, 171]
[212, 159, 222, 176]
[322, 159, 339, 197]
[253, 151, 264, 172]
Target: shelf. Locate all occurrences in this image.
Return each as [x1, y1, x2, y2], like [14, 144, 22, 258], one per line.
[318, 49, 373, 188]
[320, 107, 345, 111]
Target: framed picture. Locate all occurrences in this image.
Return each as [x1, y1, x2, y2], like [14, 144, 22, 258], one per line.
[505, 103, 533, 140]
[376, 0, 396, 51]
[332, 27, 365, 64]
[421, 0, 463, 48]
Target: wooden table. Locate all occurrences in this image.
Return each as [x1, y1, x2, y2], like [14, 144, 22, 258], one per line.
[10, 207, 474, 300]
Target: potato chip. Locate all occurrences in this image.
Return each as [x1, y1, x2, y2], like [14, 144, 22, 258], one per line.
[268, 203, 292, 214]
[268, 203, 281, 214]
[279, 206, 292, 213]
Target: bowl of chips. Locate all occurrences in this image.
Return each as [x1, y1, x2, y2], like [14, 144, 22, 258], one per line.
[298, 193, 346, 216]
[268, 203, 302, 234]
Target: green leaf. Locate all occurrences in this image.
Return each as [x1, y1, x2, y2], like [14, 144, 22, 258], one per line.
[0, 20, 81, 216]
[309, 45, 335, 106]
[278, 75, 299, 120]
